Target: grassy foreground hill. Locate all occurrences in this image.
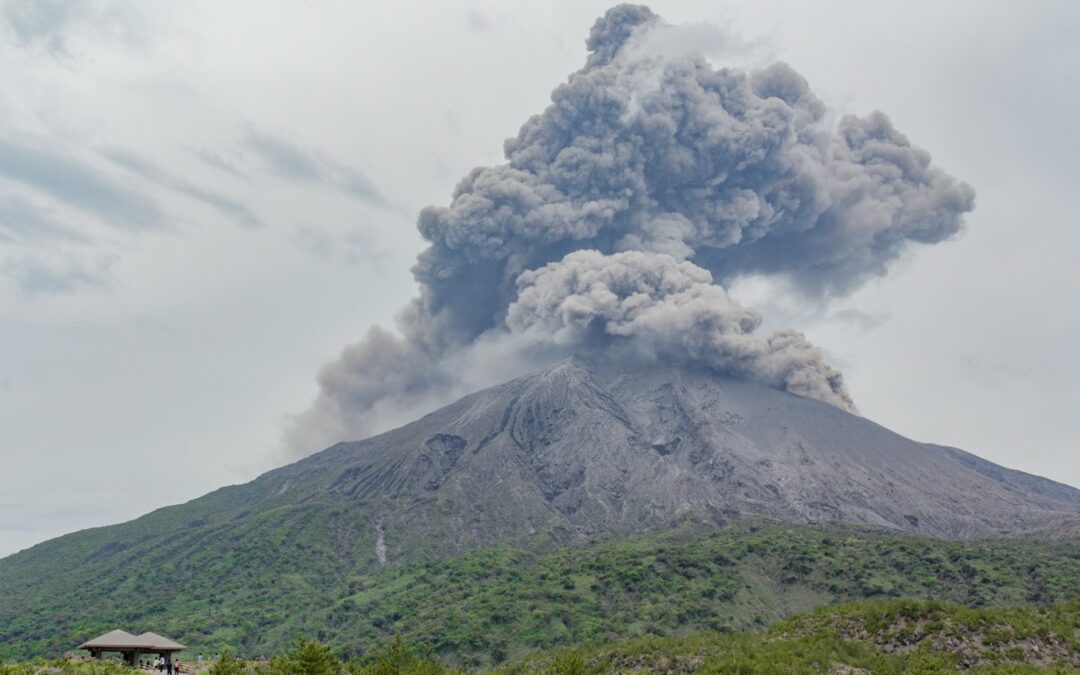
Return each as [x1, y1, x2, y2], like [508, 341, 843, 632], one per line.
[3, 599, 1077, 673]
[502, 598, 1080, 673]
[2, 522, 1078, 667]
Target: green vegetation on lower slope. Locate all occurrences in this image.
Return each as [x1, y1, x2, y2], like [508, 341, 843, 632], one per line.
[321, 524, 1080, 668]
[6, 600, 1075, 674]
[2, 522, 1078, 668]
[502, 599, 1080, 673]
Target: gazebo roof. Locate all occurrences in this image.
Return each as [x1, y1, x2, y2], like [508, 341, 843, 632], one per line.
[137, 632, 186, 651]
[79, 630, 185, 652]
[79, 630, 139, 650]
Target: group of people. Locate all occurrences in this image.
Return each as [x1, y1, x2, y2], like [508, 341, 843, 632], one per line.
[151, 656, 181, 674]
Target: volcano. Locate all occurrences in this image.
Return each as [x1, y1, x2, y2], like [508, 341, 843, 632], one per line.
[5, 357, 1077, 571]
[3, 356, 1078, 659]
[276, 356, 1079, 558]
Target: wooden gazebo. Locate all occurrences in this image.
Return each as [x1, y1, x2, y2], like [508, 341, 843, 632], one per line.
[79, 630, 185, 665]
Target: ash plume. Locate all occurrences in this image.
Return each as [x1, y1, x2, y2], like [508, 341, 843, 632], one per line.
[508, 250, 854, 411]
[284, 4, 973, 455]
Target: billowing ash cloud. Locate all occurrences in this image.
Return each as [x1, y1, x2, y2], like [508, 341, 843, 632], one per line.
[508, 250, 854, 411]
[285, 4, 973, 455]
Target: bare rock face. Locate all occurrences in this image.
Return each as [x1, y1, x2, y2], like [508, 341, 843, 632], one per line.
[263, 356, 1080, 561]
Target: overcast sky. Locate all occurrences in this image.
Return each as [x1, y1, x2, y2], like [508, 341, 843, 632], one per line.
[1, 0, 1077, 558]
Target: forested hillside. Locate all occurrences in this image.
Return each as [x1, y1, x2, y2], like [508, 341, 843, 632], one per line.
[3, 522, 1078, 667]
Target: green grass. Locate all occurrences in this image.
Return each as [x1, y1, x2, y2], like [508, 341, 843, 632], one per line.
[0, 659, 141, 675]
[2, 521, 1078, 668]
[502, 599, 1080, 673]
[6, 600, 1075, 674]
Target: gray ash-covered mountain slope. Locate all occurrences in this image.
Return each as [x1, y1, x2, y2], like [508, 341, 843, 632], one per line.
[255, 355, 1079, 561]
[2, 356, 1076, 586]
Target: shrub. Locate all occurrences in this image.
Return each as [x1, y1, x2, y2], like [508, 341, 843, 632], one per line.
[270, 639, 340, 675]
[549, 651, 586, 675]
[345, 636, 456, 675]
[208, 648, 245, 675]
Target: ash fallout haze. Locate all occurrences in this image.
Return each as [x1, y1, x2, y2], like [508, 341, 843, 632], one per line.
[0, 0, 1078, 561]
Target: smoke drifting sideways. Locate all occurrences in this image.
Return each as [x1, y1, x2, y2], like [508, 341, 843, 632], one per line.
[284, 4, 974, 456]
